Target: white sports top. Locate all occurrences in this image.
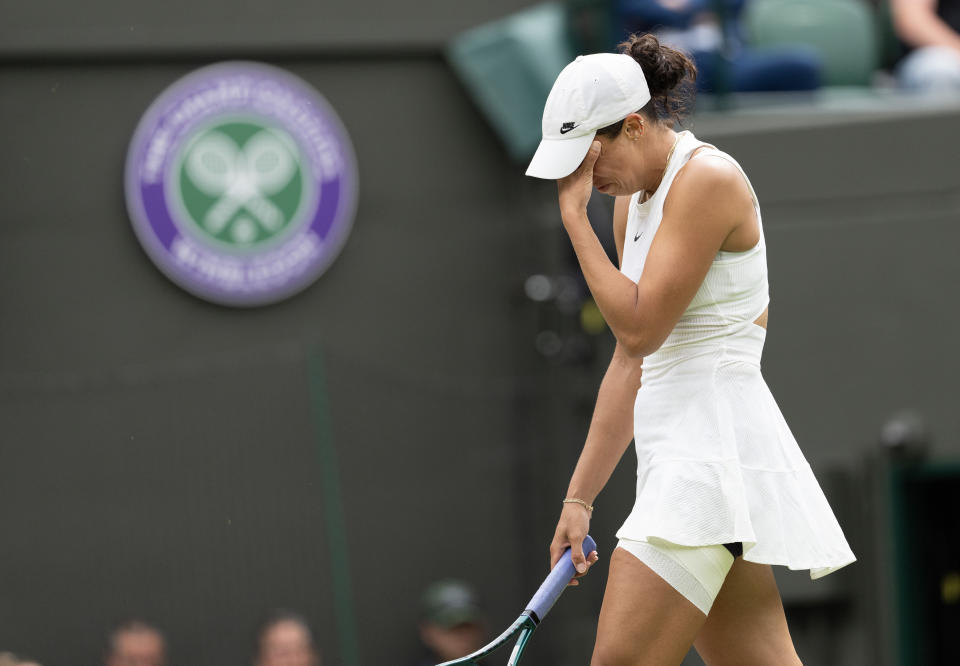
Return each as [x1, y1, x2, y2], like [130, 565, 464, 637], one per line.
[620, 130, 769, 363]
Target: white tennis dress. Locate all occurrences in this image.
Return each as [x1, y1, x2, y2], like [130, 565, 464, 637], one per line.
[616, 131, 855, 578]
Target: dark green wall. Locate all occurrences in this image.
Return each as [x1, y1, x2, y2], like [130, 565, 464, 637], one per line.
[0, 56, 558, 665]
[2, 4, 960, 666]
[0, 0, 544, 56]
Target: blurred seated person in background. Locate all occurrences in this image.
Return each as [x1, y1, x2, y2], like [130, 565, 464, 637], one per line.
[0, 652, 41, 666]
[254, 610, 321, 666]
[104, 620, 166, 666]
[892, 0, 960, 91]
[615, 0, 821, 93]
[411, 580, 486, 666]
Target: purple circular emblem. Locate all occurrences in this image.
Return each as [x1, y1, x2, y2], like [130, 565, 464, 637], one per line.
[125, 62, 358, 306]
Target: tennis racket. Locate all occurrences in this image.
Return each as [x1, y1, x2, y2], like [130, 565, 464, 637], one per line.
[436, 534, 597, 665]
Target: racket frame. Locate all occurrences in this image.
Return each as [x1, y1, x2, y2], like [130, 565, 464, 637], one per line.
[435, 612, 538, 665]
[434, 534, 597, 665]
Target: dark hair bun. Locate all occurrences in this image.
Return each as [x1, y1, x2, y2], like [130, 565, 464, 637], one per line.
[619, 33, 697, 122]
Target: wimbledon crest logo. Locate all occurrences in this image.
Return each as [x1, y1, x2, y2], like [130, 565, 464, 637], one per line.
[125, 62, 357, 306]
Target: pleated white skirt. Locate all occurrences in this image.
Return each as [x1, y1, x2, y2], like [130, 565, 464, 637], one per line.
[616, 324, 856, 579]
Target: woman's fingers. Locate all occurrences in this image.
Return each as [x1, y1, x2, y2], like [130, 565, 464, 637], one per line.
[567, 549, 600, 586]
[549, 537, 568, 569]
[570, 140, 601, 176]
[557, 141, 602, 214]
[574, 550, 600, 577]
[571, 538, 588, 574]
[582, 140, 601, 172]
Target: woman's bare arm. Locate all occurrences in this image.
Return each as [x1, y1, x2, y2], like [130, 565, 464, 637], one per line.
[564, 195, 639, 506]
[557, 142, 753, 357]
[892, 0, 960, 51]
[550, 195, 644, 576]
[563, 343, 643, 506]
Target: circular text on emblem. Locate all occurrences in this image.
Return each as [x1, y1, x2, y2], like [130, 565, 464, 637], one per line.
[125, 61, 358, 307]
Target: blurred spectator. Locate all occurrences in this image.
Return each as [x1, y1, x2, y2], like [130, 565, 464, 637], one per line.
[254, 610, 321, 666]
[0, 652, 41, 666]
[410, 580, 486, 666]
[892, 0, 960, 91]
[615, 0, 821, 93]
[104, 620, 166, 666]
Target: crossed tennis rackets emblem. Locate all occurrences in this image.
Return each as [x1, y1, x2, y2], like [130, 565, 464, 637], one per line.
[183, 128, 299, 242]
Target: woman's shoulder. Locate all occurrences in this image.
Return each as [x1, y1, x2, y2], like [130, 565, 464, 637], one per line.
[673, 151, 751, 203]
[664, 149, 756, 235]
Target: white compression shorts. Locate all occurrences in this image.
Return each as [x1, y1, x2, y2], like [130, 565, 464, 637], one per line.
[617, 537, 736, 615]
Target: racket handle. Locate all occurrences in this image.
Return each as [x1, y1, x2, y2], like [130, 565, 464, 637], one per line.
[524, 534, 597, 623]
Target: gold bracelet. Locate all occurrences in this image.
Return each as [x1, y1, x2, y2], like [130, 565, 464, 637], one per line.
[563, 497, 594, 512]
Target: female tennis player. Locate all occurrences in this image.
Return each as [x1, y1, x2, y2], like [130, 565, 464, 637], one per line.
[525, 35, 856, 665]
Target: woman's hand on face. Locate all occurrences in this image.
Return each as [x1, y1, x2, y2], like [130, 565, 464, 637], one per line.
[549, 503, 600, 586]
[557, 140, 602, 218]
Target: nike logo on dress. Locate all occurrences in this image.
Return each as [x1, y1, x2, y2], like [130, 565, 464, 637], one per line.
[634, 231, 644, 242]
[559, 122, 579, 134]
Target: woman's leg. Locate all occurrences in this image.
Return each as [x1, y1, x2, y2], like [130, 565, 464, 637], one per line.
[694, 559, 802, 666]
[591, 546, 707, 666]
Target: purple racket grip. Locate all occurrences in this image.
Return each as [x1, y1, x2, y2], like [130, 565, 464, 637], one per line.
[524, 534, 597, 623]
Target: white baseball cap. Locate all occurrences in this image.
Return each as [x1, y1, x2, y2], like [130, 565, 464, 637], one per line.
[526, 53, 651, 180]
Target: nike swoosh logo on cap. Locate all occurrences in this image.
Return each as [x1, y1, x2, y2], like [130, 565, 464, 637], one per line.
[559, 122, 579, 135]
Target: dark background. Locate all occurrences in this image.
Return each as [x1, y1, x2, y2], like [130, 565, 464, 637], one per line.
[2, 2, 959, 665]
